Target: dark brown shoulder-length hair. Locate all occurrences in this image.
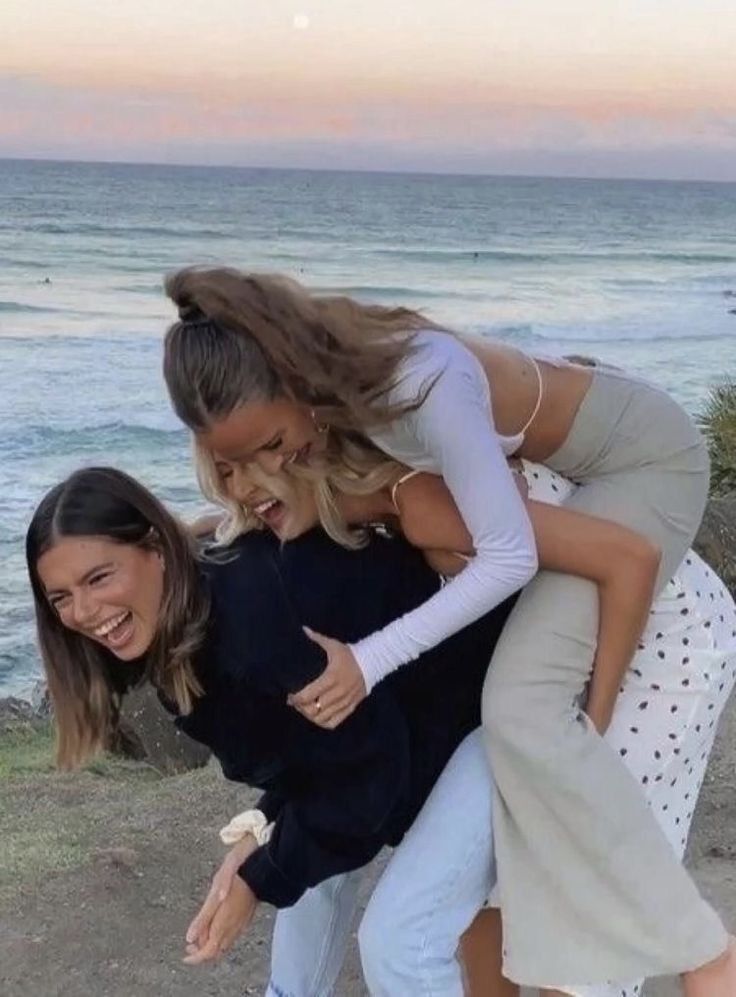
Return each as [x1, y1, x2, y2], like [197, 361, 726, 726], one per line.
[162, 266, 447, 433]
[26, 467, 207, 770]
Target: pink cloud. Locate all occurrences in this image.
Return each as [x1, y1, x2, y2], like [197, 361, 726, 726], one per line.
[1, 71, 734, 179]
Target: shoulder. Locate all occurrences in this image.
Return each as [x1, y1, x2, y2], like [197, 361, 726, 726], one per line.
[395, 329, 481, 387]
[198, 531, 302, 688]
[390, 329, 489, 416]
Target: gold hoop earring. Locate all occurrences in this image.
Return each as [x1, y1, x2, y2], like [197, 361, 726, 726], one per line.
[310, 409, 329, 435]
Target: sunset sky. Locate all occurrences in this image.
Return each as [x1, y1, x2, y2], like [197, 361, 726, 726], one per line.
[2, 0, 735, 179]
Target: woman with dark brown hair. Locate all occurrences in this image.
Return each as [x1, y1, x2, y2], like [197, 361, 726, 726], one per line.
[26, 466, 517, 994]
[160, 265, 735, 995]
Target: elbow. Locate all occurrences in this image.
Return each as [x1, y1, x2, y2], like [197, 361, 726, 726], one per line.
[521, 550, 539, 587]
[511, 539, 538, 590]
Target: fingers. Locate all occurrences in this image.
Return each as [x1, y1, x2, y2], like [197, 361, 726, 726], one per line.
[185, 895, 218, 948]
[288, 628, 338, 707]
[288, 671, 333, 708]
[290, 684, 343, 715]
[312, 695, 355, 726]
[318, 704, 354, 729]
[184, 925, 241, 964]
[294, 697, 356, 729]
[183, 934, 223, 965]
[302, 626, 334, 652]
[183, 900, 245, 966]
[185, 869, 232, 945]
[184, 905, 237, 965]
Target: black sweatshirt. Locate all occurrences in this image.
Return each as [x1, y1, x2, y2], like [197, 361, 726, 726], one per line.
[173, 528, 515, 908]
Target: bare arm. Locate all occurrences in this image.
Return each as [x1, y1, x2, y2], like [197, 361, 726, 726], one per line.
[396, 474, 661, 734]
[524, 502, 660, 734]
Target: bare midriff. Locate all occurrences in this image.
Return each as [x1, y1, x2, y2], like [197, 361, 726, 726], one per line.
[459, 335, 595, 462]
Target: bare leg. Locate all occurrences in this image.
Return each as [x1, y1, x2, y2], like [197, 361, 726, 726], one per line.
[460, 908, 520, 997]
[682, 937, 736, 997]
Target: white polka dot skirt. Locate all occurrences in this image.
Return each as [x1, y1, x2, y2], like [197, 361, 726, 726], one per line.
[520, 461, 736, 997]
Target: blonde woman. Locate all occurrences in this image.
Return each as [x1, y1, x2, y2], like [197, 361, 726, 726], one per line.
[163, 265, 734, 993]
[195, 441, 736, 997]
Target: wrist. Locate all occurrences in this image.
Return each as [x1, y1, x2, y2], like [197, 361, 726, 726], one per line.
[220, 808, 273, 847]
[586, 692, 614, 733]
[230, 833, 258, 862]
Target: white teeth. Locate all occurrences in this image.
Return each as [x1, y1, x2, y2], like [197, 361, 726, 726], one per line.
[254, 498, 278, 515]
[93, 611, 129, 638]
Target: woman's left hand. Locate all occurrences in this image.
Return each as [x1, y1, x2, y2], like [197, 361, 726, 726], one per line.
[183, 876, 258, 965]
[185, 837, 258, 952]
[288, 627, 367, 728]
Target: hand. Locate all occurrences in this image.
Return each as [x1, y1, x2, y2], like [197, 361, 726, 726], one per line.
[183, 875, 258, 965]
[585, 694, 614, 736]
[185, 836, 258, 954]
[287, 627, 367, 728]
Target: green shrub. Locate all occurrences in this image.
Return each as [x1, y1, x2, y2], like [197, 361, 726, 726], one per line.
[699, 382, 736, 497]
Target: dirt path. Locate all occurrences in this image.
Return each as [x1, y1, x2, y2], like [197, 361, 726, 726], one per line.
[1, 704, 734, 997]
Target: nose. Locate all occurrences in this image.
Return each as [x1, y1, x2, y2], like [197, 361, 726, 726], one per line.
[253, 450, 286, 475]
[71, 588, 97, 628]
[227, 464, 260, 504]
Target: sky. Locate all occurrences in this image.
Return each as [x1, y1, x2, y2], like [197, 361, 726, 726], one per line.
[2, 0, 736, 180]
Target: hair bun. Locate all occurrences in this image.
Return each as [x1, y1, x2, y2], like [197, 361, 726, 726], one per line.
[177, 298, 205, 323]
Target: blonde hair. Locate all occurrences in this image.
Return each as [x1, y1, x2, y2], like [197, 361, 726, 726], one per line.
[163, 266, 446, 433]
[194, 434, 404, 550]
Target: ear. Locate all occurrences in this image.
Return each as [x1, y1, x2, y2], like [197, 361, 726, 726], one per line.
[144, 527, 165, 570]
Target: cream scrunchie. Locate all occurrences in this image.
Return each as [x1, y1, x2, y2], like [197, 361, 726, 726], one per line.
[219, 808, 274, 847]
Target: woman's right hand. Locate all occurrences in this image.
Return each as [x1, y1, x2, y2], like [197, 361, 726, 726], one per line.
[185, 835, 259, 949]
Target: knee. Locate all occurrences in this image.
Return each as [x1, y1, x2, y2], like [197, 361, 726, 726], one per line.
[358, 895, 407, 987]
[482, 658, 583, 761]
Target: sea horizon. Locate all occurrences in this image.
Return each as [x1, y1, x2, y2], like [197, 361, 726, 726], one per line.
[3, 155, 736, 187]
[1, 159, 735, 696]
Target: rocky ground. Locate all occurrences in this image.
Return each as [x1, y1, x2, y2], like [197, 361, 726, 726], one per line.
[0, 691, 734, 997]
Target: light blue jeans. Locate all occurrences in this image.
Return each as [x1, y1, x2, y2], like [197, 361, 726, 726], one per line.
[265, 729, 496, 997]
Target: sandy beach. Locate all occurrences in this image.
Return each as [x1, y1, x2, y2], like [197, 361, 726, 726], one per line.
[1, 692, 733, 997]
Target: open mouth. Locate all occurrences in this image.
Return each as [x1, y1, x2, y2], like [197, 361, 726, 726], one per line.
[91, 610, 135, 650]
[253, 497, 287, 531]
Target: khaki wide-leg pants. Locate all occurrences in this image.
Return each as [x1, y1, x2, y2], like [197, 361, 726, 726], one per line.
[483, 366, 728, 987]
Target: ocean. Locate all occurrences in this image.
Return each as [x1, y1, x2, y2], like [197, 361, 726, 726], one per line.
[1, 158, 735, 696]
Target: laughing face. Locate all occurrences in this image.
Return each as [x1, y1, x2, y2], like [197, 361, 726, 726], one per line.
[37, 536, 165, 661]
[216, 459, 320, 542]
[198, 398, 325, 478]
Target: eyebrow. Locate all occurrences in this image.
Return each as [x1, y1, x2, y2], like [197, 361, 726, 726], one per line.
[218, 429, 285, 461]
[45, 561, 115, 598]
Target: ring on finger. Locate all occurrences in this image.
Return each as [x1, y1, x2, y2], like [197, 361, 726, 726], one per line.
[314, 697, 322, 713]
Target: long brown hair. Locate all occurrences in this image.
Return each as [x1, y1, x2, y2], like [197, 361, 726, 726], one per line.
[26, 468, 207, 769]
[163, 266, 444, 432]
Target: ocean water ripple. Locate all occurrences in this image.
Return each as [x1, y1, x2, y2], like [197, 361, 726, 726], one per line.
[1, 160, 735, 695]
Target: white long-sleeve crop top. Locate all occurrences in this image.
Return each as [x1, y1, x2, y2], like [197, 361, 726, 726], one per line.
[351, 330, 539, 691]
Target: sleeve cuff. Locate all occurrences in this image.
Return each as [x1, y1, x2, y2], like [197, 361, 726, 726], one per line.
[257, 790, 285, 823]
[238, 846, 304, 909]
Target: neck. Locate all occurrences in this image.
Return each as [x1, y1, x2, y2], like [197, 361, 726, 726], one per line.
[335, 488, 396, 526]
